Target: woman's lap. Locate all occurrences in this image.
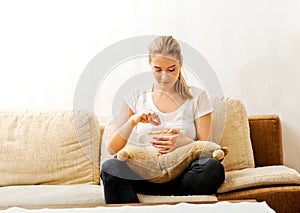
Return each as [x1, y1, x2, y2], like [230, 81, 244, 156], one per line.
[100, 157, 224, 203]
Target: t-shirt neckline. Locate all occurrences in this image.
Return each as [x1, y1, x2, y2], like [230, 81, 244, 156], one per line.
[149, 90, 187, 115]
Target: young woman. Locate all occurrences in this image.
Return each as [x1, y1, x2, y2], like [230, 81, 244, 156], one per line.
[100, 36, 225, 204]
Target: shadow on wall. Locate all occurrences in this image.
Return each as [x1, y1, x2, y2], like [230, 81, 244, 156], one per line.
[239, 55, 300, 171]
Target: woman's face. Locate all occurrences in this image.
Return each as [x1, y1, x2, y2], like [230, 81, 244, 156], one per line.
[149, 54, 182, 91]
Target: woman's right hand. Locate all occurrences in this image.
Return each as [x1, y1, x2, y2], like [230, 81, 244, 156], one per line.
[129, 111, 161, 127]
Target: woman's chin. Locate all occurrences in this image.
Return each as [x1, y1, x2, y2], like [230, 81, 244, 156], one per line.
[153, 82, 175, 92]
[158, 83, 173, 89]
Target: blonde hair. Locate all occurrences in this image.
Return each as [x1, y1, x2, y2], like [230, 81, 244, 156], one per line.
[148, 36, 193, 100]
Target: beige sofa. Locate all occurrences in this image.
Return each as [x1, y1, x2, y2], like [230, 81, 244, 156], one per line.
[0, 97, 299, 212]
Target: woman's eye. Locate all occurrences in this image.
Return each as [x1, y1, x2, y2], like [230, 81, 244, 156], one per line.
[154, 69, 175, 72]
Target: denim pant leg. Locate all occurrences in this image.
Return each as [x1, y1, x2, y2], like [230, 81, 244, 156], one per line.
[100, 158, 184, 203]
[100, 157, 225, 203]
[100, 158, 141, 204]
[180, 158, 225, 195]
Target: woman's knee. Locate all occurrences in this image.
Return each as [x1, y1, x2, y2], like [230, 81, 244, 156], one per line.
[101, 158, 140, 181]
[181, 158, 225, 195]
[101, 158, 119, 172]
[101, 159, 118, 182]
[204, 158, 224, 172]
[204, 158, 225, 184]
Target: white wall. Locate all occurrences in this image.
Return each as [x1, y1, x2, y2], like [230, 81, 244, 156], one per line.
[0, 0, 299, 171]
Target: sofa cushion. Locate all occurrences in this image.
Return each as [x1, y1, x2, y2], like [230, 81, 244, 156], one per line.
[0, 185, 105, 207]
[0, 109, 101, 186]
[0, 185, 217, 207]
[211, 97, 255, 171]
[217, 165, 300, 193]
[137, 194, 217, 203]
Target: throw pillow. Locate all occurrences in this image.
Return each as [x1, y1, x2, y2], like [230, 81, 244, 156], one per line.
[117, 141, 228, 183]
[211, 97, 255, 171]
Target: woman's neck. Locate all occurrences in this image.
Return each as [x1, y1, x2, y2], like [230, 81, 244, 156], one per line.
[151, 83, 185, 113]
[152, 84, 177, 95]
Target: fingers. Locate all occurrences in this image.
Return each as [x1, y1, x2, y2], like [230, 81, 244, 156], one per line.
[158, 149, 171, 154]
[148, 112, 161, 126]
[140, 111, 161, 126]
[152, 135, 171, 141]
[151, 140, 171, 145]
[130, 111, 162, 127]
[151, 139, 174, 151]
[168, 128, 180, 134]
[151, 129, 179, 146]
[150, 129, 181, 154]
[151, 141, 172, 154]
[153, 142, 174, 154]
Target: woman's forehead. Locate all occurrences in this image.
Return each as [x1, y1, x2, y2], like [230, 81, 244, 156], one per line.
[150, 54, 179, 65]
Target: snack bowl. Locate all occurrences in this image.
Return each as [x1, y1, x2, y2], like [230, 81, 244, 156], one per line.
[138, 129, 171, 148]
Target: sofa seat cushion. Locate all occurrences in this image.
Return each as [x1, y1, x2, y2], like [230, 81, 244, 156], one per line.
[217, 165, 300, 193]
[137, 194, 217, 203]
[0, 185, 217, 207]
[0, 185, 105, 207]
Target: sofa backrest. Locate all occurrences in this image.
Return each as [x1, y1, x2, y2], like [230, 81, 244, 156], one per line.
[248, 115, 283, 167]
[0, 109, 101, 186]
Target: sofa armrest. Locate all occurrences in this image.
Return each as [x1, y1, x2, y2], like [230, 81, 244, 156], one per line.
[248, 115, 283, 167]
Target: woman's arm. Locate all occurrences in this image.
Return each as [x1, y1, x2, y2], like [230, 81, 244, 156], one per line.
[106, 103, 135, 155]
[106, 103, 161, 155]
[150, 112, 213, 154]
[194, 112, 212, 141]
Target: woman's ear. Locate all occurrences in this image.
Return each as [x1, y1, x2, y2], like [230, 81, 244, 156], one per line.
[148, 56, 152, 66]
[179, 59, 183, 68]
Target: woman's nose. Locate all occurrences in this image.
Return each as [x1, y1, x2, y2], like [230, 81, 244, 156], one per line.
[161, 71, 169, 79]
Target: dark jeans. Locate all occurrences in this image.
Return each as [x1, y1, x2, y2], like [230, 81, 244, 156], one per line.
[100, 157, 225, 204]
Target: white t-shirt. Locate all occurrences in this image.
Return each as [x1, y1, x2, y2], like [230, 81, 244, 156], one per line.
[124, 84, 213, 146]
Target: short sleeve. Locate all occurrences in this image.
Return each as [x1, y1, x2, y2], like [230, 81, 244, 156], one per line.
[194, 89, 214, 119]
[123, 89, 137, 113]
[122, 85, 152, 114]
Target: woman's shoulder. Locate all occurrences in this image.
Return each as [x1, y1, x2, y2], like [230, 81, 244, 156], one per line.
[125, 84, 152, 100]
[131, 84, 152, 96]
[188, 85, 208, 97]
[123, 84, 153, 112]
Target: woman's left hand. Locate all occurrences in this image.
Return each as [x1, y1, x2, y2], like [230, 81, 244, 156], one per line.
[151, 128, 192, 154]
